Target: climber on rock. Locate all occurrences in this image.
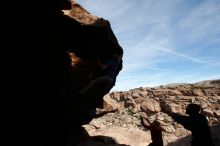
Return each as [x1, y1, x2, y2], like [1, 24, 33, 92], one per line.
[140, 116, 164, 146]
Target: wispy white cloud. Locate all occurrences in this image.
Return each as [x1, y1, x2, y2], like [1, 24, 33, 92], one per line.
[77, 0, 220, 91]
[176, 0, 220, 41]
[153, 47, 207, 64]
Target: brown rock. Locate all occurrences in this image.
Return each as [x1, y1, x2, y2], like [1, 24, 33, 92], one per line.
[200, 101, 208, 109]
[124, 100, 136, 108]
[139, 91, 149, 97]
[152, 89, 169, 96]
[161, 102, 183, 114]
[103, 95, 120, 111]
[179, 89, 193, 96]
[132, 104, 141, 113]
[168, 90, 182, 96]
[132, 92, 141, 99]
[134, 97, 146, 104]
[192, 89, 204, 96]
[209, 117, 219, 125]
[141, 99, 161, 114]
[111, 92, 122, 102]
[202, 108, 214, 117]
[214, 110, 220, 118]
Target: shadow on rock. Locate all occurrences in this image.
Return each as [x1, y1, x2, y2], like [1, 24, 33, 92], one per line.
[78, 135, 130, 146]
[167, 125, 220, 146]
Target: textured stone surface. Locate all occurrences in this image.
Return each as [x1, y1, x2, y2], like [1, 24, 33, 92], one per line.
[85, 79, 220, 146]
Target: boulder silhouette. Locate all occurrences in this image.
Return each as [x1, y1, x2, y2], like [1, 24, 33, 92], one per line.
[4, 1, 123, 145]
[63, 2, 123, 125]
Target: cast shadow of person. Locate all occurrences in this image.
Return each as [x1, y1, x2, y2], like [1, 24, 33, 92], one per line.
[75, 128, 130, 146]
[140, 116, 164, 146]
[78, 136, 130, 146]
[163, 103, 215, 146]
[167, 125, 220, 146]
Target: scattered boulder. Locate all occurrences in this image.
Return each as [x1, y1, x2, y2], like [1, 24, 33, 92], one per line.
[103, 95, 121, 111]
[141, 99, 161, 115]
[214, 110, 220, 118]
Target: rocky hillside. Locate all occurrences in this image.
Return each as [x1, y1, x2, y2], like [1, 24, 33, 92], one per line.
[82, 79, 220, 146]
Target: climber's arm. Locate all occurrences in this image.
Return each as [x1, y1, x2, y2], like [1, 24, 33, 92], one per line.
[140, 117, 151, 129]
[169, 113, 192, 130]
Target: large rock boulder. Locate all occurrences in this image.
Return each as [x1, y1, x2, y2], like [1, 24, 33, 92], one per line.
[5, 1, 123, 145]
[64, 2, 123, 125]
[141, 99, 161, 115]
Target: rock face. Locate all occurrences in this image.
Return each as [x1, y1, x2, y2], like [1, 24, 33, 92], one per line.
[5, 0, 123, 145]
[62, 2, 123, 126]
[84, 79, 220, 146]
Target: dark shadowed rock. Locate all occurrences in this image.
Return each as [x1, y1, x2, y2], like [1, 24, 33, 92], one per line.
[4, 1, 123, 145]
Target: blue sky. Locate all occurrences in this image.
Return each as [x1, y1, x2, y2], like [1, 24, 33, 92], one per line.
[77, 0, 220, 91]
